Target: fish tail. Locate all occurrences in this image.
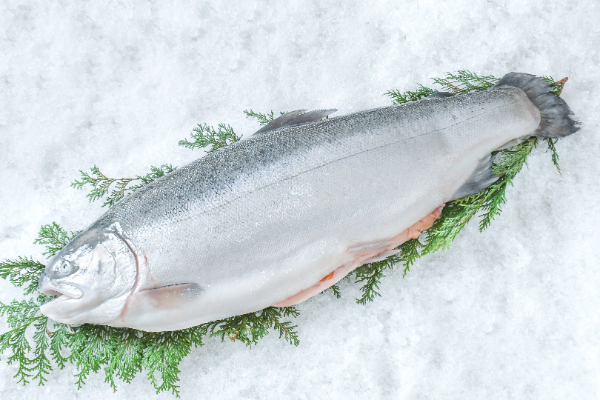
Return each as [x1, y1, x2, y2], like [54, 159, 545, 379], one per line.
[494, 72, 580, 138]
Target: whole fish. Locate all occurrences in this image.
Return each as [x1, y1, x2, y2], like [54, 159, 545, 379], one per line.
[39, 73, 579, 332]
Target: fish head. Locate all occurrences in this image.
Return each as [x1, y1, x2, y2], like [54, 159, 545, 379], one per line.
[39, 226, 137, 326]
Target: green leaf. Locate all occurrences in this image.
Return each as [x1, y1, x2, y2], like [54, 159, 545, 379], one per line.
[71, 164, 177, 208]
[179, 123, 241, 153]
[325, 284, 342, 299]
[545, 137, 562, 176]
[432, 70, 499, 93]
[141, 328, 205, 396]
[205, 306, 299, 347]
[0, 256, 46, 295]
[0, 298, 47, 385]
[71, 165, 122, 204]
[33, 222, 78, 258]
[384, 85, 436, 104]
[354, 260, 393, 304]
[48, 323, 70, 370]
[30, 318, 52, 386]
[244, 109, 277, 125]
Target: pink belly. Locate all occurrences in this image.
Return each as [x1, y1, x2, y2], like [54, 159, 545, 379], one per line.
[274, 205, 444, 307]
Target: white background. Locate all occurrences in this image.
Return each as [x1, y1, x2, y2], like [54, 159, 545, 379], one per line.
[1, 1, 598, 399]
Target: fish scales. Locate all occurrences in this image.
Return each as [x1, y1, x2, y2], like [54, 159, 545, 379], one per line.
[38, 73, 579, 331]
[112, 90, 520, 288]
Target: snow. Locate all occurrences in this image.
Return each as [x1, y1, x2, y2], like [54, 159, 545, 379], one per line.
[1, 0, 599, 398]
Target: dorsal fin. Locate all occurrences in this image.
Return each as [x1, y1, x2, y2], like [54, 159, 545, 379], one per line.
[254, 109, 337, 135]
[254, 110, 306, 135]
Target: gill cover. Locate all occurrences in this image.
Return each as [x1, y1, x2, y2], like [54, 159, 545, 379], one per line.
[39, 227, 137, 326]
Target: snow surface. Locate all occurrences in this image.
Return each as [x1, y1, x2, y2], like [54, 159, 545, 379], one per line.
[1, 0, 599, 399]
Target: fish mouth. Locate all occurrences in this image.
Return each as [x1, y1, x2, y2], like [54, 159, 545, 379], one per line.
[39, 290, 85, 325]
[40, 287, 83, 301]
[39, 275, 84, 300]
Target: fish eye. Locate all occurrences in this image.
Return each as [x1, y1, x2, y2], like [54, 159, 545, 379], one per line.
[55, 261, 73, 276]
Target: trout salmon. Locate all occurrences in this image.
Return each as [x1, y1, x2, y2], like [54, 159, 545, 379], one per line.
[38, 73, 579, 332]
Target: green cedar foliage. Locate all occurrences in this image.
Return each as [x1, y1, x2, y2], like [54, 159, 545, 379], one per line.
[33, 222, 78, 257]
[432, 70, 499, 93]
[384, 85, 436, 104]
[0, 71, 568, 394]
[205, 306, 300, 346]
[243, 109, 277, 125]
[0, 257, 46, 296]
[72, 164, 177, 208]
[243, 109, 290, 126]
[178, 122, 241, 152]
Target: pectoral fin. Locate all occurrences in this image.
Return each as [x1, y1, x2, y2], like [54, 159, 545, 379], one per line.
[125, 283, 202, 311]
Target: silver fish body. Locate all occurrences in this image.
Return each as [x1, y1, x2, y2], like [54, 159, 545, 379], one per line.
[39, 73, 579, 331]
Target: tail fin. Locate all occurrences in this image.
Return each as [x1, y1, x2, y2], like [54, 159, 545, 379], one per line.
[494, 73, 580, 138]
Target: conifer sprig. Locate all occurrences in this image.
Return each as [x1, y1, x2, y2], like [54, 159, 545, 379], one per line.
[328, 284, 342, 299]
[206, 306, 300, 346]
[71, 165, 131, 204]
[71, 164, 176, 208]
[432, 70, 499, 93]
[243, 109, 277, 125]
[128, 165, 178, 193]
[0, 257, 46, 295]
[33, 222, 78, 257]
[545, 138, 561, 175]
[178, 122, 241, 152]
[354, 257, 397, 304]
[73, 123, 241, 208]
[541, 76, 563, 96]
[384, 85, 437, 104]
[0, 297, 50, 386]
